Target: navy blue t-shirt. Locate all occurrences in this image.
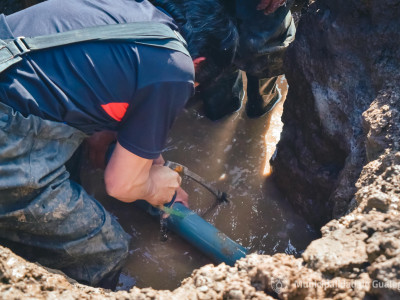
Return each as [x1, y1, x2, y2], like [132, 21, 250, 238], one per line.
[0, 0, 195, 159]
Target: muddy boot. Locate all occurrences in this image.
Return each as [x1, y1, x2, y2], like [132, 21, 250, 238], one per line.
[200, 70, 244, 121]
[246, 75, 282, 118]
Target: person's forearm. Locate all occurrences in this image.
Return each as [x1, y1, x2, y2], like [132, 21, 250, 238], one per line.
[106, 165, 179, 205]
[105, 157, 153, 203]
[104, 142, 181, 206]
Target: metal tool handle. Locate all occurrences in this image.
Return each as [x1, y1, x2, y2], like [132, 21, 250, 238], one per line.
[164, 160, 228, 203]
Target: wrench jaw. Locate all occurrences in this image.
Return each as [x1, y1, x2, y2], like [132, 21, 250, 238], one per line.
[164, 161, 184, 175]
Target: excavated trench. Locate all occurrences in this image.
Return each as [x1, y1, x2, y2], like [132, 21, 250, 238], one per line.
[0, 0, 400, 299]
[0, 0, 321, 294]
[80, 75, 319, 290]
[0, 0, 319, 292]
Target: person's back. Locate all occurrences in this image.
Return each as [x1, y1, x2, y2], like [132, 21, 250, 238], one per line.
[0, 0, 195, 157]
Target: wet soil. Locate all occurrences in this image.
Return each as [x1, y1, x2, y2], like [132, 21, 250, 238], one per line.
[81, 75, 318, 291]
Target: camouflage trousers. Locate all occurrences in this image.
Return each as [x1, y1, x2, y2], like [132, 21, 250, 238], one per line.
[0, 102, 130, 286]
[198, 5, 296, 120]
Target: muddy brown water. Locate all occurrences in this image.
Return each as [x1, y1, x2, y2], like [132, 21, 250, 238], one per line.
[81, 75, 318, 291]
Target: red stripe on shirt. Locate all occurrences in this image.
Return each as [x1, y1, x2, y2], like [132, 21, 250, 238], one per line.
[101, 103, 129, 121]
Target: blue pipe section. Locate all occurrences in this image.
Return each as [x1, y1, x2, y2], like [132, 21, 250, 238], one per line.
[136, 200, 247, 266]
[166, 202, 247, 266]
[106, 143, 247, 265]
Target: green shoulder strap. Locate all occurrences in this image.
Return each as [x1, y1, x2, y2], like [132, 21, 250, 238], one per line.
[0, 21, 190, 74]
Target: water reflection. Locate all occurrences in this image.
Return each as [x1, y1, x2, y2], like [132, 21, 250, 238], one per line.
[263, 76, 287, 176]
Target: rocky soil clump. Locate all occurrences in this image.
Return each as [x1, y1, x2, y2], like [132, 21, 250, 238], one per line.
[1, 0, 399, 299]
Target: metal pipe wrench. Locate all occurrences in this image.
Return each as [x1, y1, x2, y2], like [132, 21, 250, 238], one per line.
[164, 161, 228, 203]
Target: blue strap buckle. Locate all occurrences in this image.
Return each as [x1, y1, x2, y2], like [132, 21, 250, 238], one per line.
[14, 37, 30, 55]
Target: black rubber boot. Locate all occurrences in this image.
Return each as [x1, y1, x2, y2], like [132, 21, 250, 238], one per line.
[200, 70, 244, 121]
[246, 75, 282, 118]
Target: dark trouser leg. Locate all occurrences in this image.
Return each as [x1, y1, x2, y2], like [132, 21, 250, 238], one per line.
[0, 102, 130, 286]
[235, 8, 296, 118]
[198, 69, 244, 121]
[246, 75, 281, 118]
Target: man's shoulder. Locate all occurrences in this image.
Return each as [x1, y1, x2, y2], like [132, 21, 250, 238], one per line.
[136, 44, 194, 89]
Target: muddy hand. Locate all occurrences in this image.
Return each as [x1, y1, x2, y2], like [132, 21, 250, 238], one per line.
[147, 165, 182, 207]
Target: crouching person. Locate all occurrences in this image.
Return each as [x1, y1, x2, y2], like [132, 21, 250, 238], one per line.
[0, 0, 237, 287]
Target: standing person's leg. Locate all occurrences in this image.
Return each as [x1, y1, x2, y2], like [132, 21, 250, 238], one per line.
[234, 0, 296, 118]
[198, 0, 296, 121]
[246, 75, 281, 118]
[0, 102, 130, 287]
[198, 68, 244, 121]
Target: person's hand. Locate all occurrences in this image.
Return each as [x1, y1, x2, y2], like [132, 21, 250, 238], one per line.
[175, 187, 189, 208]
[147, 165, 182, 207]
[85, 130, 117, 169]
[152, 156, 189, 208]
[257, 0, 286, 15]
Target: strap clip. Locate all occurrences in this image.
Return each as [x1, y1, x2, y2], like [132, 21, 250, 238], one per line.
[14, 36, 30, 55]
